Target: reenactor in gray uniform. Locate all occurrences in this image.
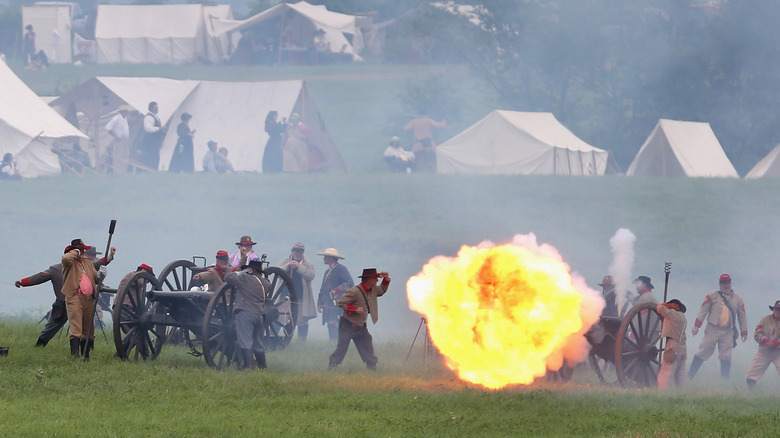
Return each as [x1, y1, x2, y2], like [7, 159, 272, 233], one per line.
[745, 300, 780, 388]
[656, 299, 688, 389]
[224, 259, 271, 369]
[688, 274, 748, 380]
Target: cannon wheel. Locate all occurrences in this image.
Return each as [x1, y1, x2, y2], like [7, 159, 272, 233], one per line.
[157, 259, 198, 292]
[614, 302, 664, 387]
[263, 267, 298, 351]
[157, 259, 204, 354]
[202, 267, 298, 369]
[202, 283, 240, 369]
[113, 271, 165, 360]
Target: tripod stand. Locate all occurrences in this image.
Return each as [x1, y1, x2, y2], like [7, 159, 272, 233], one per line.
[405, 317, 436, 365]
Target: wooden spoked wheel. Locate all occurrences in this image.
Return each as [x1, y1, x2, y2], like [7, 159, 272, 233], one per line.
[113, 271, 164, 360]
[615, 302, 664, 387]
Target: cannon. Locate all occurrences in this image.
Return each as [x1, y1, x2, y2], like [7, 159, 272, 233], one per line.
[546, 301, 665, 387]
[584, 302, 664, 387]
[112, 256, 297, 369]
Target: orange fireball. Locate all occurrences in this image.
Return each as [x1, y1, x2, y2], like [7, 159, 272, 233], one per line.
[407, 234, 604, 389]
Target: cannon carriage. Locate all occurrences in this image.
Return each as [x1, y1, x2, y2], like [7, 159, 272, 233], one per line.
[548, 301, 665, 387]
[111, 255, 298, 369]
[584, 302, 665, 387]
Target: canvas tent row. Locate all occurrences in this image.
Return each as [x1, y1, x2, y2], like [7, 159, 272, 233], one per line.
[745, 143, 780, 178]
[0, 62, 87, 177]
[436, 110, 609, 175]
[49, 77, 346, 173]
[95, 4, 237, 64]
[213, 1, 365, 61]
[626, 119, 738, 177]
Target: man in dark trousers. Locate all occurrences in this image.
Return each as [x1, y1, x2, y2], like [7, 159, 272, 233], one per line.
[317, 248, 353, 341]
[328, 268, 390, 370]
[224, 259, 271, 369]
[15, 245, 115, 347]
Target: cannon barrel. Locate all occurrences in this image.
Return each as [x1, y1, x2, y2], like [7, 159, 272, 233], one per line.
[146, 289, 214, 302]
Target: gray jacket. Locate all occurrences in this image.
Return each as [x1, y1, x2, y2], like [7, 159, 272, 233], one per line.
[225, 270, 269, 316]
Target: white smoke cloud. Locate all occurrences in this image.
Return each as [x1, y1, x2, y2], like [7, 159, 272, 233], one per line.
[608, 228, 636, 314]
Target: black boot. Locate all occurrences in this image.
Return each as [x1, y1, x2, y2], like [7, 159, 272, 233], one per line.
[70, 338, 80, 358]
[242, 349, 256, 370]
[720, 360, 731, 379]
[255, 351, 267, 369]
[35, 338, 47, 347]
[297, 324, 309, 341]
[747, 378, 757, 389]
[87, 338, 94, 352]
[688, 355, 704, 380]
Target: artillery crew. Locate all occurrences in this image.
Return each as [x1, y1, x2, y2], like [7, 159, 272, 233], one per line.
[278, 242, 316, 341]
[194, 250, 232, 291]
[316, 248, 353, 341]
[656, 299, 688, 389]
[230, 235, 260, 268]
[15, 246, 114, 347]
[328, 268, 391, 370]
[61, 239, 103, 359]
[224, 259, 271, 369]
[688, 274, 748, 380]
[745, 300, 780, 388]
[633, 276, 659, 306]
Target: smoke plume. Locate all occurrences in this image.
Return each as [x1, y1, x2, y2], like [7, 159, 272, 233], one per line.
[608, 228, 636, 314]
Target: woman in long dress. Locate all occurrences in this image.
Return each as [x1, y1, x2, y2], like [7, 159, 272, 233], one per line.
[169, 113, 194, 173]
[282, 113, 310, 172]
[262, 111, 285, 173]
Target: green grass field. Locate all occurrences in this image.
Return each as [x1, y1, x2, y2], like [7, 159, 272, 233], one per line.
[3, 63, 780, 436]
[1, 321, 779, 437]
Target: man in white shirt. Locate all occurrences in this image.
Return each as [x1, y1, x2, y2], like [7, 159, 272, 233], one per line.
[105, 105, 130, 173]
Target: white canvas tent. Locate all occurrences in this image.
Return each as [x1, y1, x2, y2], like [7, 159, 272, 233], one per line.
[745, 144, 780, 178]
[50, 77, 346, 173]
[0, 62, 87, 177]
[22, 3, 77, 64]
[214, 1, 364, 62]
[626, 119, 738, 177]
[95, 4, 236, 64]
[436, 110, 608, 175]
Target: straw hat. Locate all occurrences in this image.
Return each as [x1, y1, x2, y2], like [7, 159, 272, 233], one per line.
[317, 248, 344, 260]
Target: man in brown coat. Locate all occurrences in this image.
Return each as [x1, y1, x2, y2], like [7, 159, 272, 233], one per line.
[328, 268, 390, 370]
[61, 239, 102, 358]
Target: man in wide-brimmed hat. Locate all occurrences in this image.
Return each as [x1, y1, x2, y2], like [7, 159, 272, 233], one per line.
[279, 242, 316, 341]
[657, 299, 688, 389]
[225, 259, 271, 369]
[745, 300, 780, 388]
[633, 275, 659, 306]
[15, 242, 115, 348]
[316, 248, 353, 341]
[328, 268, 391, 370]
[688, 273, 748, 380]
[61, 239, 105, 358]
[230, 235, 260, 268]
